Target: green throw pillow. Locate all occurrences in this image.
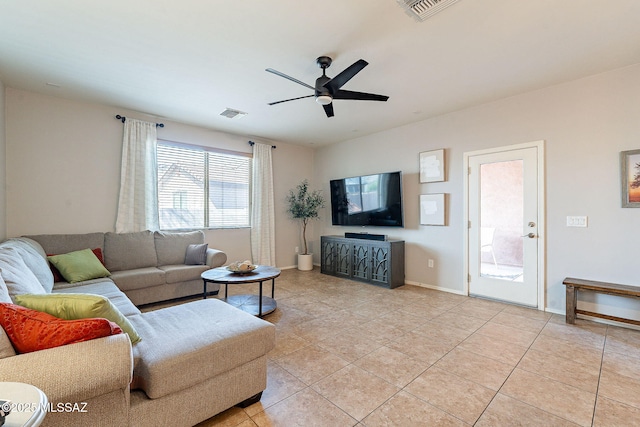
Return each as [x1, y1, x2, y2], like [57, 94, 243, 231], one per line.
[47, 248, 110, 283]
[14, 293, 141, 344]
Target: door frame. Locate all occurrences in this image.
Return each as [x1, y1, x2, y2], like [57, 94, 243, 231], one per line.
[462, 140, 546, 310]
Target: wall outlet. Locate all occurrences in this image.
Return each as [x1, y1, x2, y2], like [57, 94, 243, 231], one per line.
[295, 246, 299, 253]
[566, 216, 588, 227]
[428, 259, 434, 268]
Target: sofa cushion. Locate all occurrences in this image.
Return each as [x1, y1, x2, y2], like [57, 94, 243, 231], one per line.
[0, 275, 10, 303]
[25, 232, 105, 256]
[0, 275, 16, 358]
[14, 293, 141, 344]
[158, 264, 210, 284]
[0, 247, 46, 298]
[104, 231, 157, 272]
[129, 299, 275, 398]
[47, 249, 111, 283]
[0, 302, 122, 353]
[0, 238, 54, 293]
[54, 280, 141, 317]
[109, 267, 166, 291]
[0, 326, 16, 358]
[154, 231, 204, 265]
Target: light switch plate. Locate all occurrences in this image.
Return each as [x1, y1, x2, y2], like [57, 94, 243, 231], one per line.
[566, 216, 588, 227]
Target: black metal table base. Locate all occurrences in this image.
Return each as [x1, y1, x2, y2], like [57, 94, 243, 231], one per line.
[202, 271, 278, 317]
[224, 295, 277, 317]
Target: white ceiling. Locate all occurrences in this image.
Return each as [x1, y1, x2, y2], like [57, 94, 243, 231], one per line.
[1, 0, 639, 146]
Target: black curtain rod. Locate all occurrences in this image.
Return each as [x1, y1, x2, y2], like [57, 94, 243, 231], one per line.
[115, 115, 164, 128]
[248, 141, 276, 149]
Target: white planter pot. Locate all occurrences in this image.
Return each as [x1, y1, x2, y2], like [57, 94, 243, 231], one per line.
[297, 254, 314, 271]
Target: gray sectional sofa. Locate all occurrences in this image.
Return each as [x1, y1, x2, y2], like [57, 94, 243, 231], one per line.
[26, 230, 228, 305]
[0, 232, 276, 427]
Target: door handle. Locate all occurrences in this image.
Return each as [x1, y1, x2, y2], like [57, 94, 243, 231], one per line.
[522, 233, 536, 238]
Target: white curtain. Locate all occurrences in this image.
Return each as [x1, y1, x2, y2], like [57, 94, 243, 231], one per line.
[250, 142, 276, 266]
[115, 118, 159, 233]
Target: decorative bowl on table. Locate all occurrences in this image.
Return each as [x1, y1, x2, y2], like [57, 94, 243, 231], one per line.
[226, 260, 257, 274]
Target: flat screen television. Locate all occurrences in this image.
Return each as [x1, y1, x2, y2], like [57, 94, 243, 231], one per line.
[330, 171, 404, 227]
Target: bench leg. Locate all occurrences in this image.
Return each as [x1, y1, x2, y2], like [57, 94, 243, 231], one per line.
[565, 285, 577, 324]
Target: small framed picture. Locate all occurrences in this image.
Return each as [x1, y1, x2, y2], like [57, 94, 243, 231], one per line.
[621, 149, 640, 208]
[419, 149, 445, 183]
[420, 194, 446, 226]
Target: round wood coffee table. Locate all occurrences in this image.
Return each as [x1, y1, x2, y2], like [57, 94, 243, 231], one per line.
[201, 265, 281, 317]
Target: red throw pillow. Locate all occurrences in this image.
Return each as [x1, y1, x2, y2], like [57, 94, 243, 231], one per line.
[0, 302, 122, 353]
[47, 248, 105, 282]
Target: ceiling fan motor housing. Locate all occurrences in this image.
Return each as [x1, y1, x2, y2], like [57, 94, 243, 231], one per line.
[315, 57, 333, 103]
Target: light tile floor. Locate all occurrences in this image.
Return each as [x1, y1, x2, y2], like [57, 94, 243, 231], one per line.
[189, 268, 640, 427]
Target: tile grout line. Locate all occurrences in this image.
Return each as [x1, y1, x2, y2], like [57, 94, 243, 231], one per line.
[590, 325, 609, 427]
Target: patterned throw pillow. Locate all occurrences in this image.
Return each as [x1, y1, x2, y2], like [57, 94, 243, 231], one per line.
[0, 302, 122, 353]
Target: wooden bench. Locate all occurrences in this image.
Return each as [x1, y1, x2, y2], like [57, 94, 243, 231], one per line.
[563, 277, 640, 326]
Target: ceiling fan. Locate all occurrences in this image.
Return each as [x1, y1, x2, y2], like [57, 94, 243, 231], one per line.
[266, 56, 389, 118]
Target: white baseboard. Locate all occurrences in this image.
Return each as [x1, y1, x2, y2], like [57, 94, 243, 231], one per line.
[404, 280, 466, 296]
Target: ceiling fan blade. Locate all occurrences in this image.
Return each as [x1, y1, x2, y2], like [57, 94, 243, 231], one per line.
[323, 103, 334, 118]
[265, 68, 315, 90]
[323, 59, 368, 92]
[268, 94, 314, 105]
[332, 89, 389, 102]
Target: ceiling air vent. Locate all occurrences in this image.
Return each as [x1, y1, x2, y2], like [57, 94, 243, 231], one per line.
[220, 108, 247, 119]
[396, 0, 461, 22]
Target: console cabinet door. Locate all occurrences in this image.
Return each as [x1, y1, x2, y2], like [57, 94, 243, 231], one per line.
[320, 238, 335, 274]
[334, 240, 351, 277]
[369, 244, 390, 285]
[351, 244, 370, 281]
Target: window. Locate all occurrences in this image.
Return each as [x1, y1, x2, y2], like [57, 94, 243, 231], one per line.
[157, 140, 251, 229]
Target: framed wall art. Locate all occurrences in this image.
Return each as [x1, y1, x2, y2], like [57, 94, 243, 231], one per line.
[419, 149, 445, 183]
[420, 193, 445, 226]
[621, 149, 640, 208]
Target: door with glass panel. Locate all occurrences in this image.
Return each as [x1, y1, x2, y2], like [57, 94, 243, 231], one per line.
[467, 144, 542, 307]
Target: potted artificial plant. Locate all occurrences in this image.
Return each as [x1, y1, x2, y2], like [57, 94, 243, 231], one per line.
[286, 180, 325, 271]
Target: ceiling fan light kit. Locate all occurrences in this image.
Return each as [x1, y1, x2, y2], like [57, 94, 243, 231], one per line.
[266, 56, 389, 118]
[315, 95, 332, 105]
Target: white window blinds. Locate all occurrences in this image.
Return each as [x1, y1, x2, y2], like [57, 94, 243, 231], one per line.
[157, 140, 251, 229]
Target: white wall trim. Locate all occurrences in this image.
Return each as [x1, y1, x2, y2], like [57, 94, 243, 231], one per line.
[405, 280, 467, 295]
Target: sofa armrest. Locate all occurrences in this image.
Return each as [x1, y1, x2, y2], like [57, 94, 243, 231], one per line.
[206, 248, 227, 268]
[0, 334, 132, 403]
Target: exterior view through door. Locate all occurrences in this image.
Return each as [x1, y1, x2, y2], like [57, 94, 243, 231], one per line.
[465, 142, 544, 308]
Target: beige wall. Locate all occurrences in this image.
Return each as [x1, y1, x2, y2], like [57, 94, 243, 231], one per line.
[3, 64, 640, 317]
[315, 64, 640, 316]
[4, 88, 314, 268]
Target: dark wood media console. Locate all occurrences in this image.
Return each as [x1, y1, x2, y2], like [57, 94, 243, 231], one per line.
[320, 235, 405, 289]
